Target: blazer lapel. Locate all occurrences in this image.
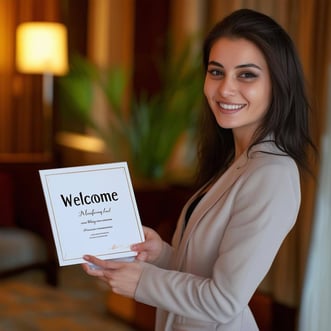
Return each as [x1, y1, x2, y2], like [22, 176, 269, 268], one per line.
[173, 152, 250, 269]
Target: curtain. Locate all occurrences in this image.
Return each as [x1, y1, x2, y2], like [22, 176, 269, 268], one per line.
[298, 67, 331, 331]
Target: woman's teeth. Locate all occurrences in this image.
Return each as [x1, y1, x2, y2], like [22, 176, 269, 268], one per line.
[219, 103, 245, 110]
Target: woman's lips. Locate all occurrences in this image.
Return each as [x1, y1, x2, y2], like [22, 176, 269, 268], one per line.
[218, 102, 246, 113]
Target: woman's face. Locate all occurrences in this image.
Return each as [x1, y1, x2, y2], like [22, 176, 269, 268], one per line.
[204, 37, 272, 142]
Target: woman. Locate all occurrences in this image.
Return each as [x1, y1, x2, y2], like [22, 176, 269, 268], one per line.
[82, 9, 316, 330]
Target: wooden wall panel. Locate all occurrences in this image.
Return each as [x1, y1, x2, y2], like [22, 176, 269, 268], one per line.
[0, 0, 60, 155]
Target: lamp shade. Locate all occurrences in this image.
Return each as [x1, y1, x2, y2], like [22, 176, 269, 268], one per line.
[16, 22, 68, 75]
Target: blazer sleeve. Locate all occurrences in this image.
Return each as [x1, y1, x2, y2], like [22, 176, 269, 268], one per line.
[135, 159, 300, 324]
[152, 241, 174, 269]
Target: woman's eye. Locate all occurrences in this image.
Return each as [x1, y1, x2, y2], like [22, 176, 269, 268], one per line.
[207, 69, 224, 77]
[239, 72, 257, 79]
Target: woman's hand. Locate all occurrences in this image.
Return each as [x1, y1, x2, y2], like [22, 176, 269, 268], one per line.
[131, 226, 163, 263]
[82, 255, 143, 298]
[81, 226, 163, 296]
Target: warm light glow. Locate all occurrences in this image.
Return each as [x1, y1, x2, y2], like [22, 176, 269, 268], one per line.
[56, 132, 106, 153]
[16, 22, 68, 75]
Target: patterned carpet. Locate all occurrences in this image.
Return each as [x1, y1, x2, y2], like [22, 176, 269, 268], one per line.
[0, 265, 136, 331]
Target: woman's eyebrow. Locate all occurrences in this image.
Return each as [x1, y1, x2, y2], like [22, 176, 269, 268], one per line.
[207, 61, 262, 71]
[236, 63, 262, 70]
[208, 61, 223, 67]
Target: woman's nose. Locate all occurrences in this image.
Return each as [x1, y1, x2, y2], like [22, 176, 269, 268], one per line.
[218, 77, 236, 97]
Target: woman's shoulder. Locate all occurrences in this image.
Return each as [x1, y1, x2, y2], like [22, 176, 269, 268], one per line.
[230, 141, 301, 202]
[245, 140, 299, 176]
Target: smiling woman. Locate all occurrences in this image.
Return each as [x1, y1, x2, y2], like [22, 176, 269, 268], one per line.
[81, 9, 317, 331]
[204, 37, 272, 156]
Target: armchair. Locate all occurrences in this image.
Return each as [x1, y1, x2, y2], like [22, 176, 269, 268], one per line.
[0, 172, 57, 285]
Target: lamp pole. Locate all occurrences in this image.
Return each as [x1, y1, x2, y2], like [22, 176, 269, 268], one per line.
[42, 72, 54, 153]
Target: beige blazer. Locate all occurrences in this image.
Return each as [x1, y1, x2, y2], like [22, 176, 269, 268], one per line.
[135, 141, 300, 331]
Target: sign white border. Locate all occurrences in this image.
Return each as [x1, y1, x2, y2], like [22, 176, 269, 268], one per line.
[39, 162, 144, 266]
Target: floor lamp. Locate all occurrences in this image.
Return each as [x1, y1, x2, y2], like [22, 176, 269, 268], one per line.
[16, 22, 68, 153]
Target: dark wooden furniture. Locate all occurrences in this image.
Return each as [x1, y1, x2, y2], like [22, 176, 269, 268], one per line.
[0, 155, 58, 285]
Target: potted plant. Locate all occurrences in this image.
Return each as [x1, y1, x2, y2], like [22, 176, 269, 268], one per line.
[57, 41, 203, 184]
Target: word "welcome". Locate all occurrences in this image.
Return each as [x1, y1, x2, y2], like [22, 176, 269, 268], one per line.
[60, 191, 119, 207]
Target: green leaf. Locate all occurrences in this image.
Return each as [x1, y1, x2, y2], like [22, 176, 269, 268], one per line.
[102, 67, 128, 112]
[59, 74, 93, 119]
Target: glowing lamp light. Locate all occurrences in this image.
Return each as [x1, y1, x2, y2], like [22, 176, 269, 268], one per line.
[16, 22, 68, 75]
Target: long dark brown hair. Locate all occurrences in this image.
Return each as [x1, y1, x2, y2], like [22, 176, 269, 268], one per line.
[196, 8, 316, 187]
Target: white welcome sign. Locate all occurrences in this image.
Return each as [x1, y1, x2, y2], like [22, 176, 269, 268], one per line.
[39, 162, 144, 266]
